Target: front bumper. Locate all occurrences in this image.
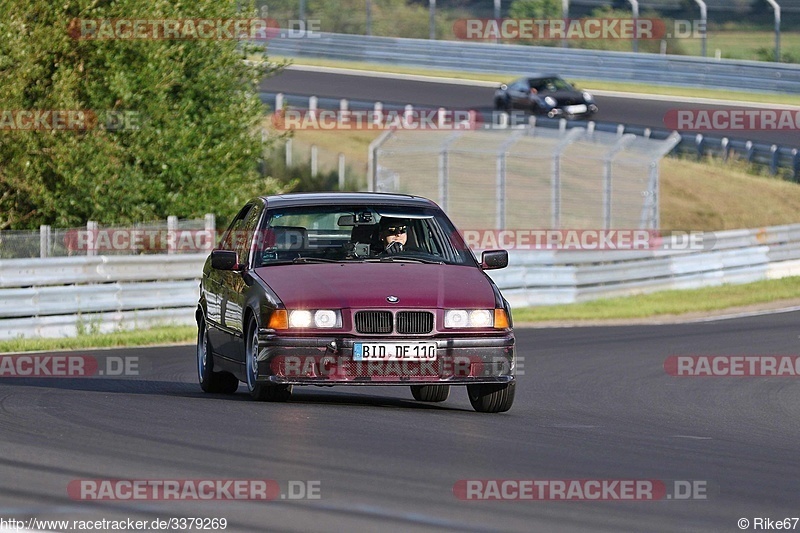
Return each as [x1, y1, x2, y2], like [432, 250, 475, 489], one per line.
[547, 103, 598, 119]
[255, 331, 516, 385]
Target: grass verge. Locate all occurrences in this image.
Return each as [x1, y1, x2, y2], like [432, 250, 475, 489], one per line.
[270, 56, 800, 107]
[0, 326, 196, 354]
[512, 277, 800, 322]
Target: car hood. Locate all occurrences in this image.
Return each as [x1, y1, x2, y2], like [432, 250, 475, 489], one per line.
[253, 262, 496, 309]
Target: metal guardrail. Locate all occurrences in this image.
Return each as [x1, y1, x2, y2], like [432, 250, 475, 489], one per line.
[266, 32, 800, 94]
[0, 254, 206, 340]
[487, 224, 800, 307]
[3, 223, 800, 338]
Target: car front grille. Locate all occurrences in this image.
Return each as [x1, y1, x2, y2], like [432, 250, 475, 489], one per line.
[396, 311, 434, 334]
[354, 311, 393, 334]
[353, 310, 435, 334]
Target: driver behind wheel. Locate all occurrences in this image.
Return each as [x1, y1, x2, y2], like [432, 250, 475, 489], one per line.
[379, 217, 410, 255]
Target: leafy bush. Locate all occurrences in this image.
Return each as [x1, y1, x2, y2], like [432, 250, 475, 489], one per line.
[0, 0, 284, 230]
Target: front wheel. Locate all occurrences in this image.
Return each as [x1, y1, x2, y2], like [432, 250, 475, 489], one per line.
[246, 317, 292, 402]
[410, 384, 450, 402]
[467, 382, 515, 413]
[197, 316, 239, 394]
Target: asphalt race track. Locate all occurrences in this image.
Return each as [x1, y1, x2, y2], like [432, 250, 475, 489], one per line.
[260, 69, 800, 148]
[2, 311, 799, 532]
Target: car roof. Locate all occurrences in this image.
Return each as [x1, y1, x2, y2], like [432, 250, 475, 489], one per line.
[258, 192, 440, 209]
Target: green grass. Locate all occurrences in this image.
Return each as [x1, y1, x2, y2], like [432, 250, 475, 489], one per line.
[270, 56, 800, 107]
[512, 277, 800, 322]
[678, 31, 800, 62]
[0, 326, 196, 354]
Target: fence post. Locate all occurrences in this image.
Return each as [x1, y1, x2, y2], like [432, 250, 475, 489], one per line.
[40, 225, 50, 258]
[311, 144, 318, 177]
[275, 92, 284, 111]
[309, 96, 318, 117]
[338, 153, 346, 190]
[204, 213, 216, 251]
[285, 138, 293, 167]
[167, 216, 177, 255]
[87, 221, 98, 256]
[603, 134, 636, 230]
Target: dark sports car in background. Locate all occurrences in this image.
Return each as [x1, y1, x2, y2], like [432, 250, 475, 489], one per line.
[494, 75, 598, 119]
[196, 192, 516, 413]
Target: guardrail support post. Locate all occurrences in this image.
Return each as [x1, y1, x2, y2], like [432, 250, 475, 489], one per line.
[770, 145, 779, 176]
[285, 138, 292, 167]
[275, 93, 284, 111]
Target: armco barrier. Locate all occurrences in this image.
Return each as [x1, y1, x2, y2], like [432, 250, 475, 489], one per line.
[0, 254, 206, 340]
[489, 224, 800, 307]
[2, 224, 800, 339]
[266, 32, 800, 94]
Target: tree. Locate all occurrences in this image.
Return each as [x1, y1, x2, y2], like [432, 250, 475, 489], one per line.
[0, 0, 284, 229]
[508, 0, 563, 19]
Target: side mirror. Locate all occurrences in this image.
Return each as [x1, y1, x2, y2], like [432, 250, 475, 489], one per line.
[481, 250, 508, 270]
[210, 250, 239, 271]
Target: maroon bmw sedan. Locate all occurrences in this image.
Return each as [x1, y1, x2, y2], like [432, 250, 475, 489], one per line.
[196, 192, 516, 413]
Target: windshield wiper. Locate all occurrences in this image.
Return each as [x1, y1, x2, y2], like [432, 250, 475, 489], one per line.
[364, 256, 445, 265]
[292, 257, 343, 263]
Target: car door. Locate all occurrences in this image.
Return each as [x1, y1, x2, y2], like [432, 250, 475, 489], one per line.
[507, 80, 531, 109]
[207, 203, 253, 361]
[224, 201, 265, 364]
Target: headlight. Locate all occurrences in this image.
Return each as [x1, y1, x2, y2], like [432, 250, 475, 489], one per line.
[544, 96, 557, 107]
[445, 309, 493, 328]
[288, 309, 341, 329]
[582, 91, 594, 103]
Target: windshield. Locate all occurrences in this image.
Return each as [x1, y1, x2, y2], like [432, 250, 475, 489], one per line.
[252, 204, 476, 267]
[530, 77, 573, 92]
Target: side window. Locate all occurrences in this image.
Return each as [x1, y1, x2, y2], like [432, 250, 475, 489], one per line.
[219, 204, 253, 257]
[239, 202, 264, 266]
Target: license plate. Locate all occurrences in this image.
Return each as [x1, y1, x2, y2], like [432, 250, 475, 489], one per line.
[353, 342, 437, 360]
[564, 104, 588, 114]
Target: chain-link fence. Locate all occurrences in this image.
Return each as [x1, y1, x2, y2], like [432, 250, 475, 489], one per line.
[0, 216, 216, 259]
[369, 123, 680, 230]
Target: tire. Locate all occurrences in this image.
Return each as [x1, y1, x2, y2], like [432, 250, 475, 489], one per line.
[197, 316, 239, 394]
[467, 382, 515, 413]
[245, 317, 292, 402]
[410, 384, 450, 402]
